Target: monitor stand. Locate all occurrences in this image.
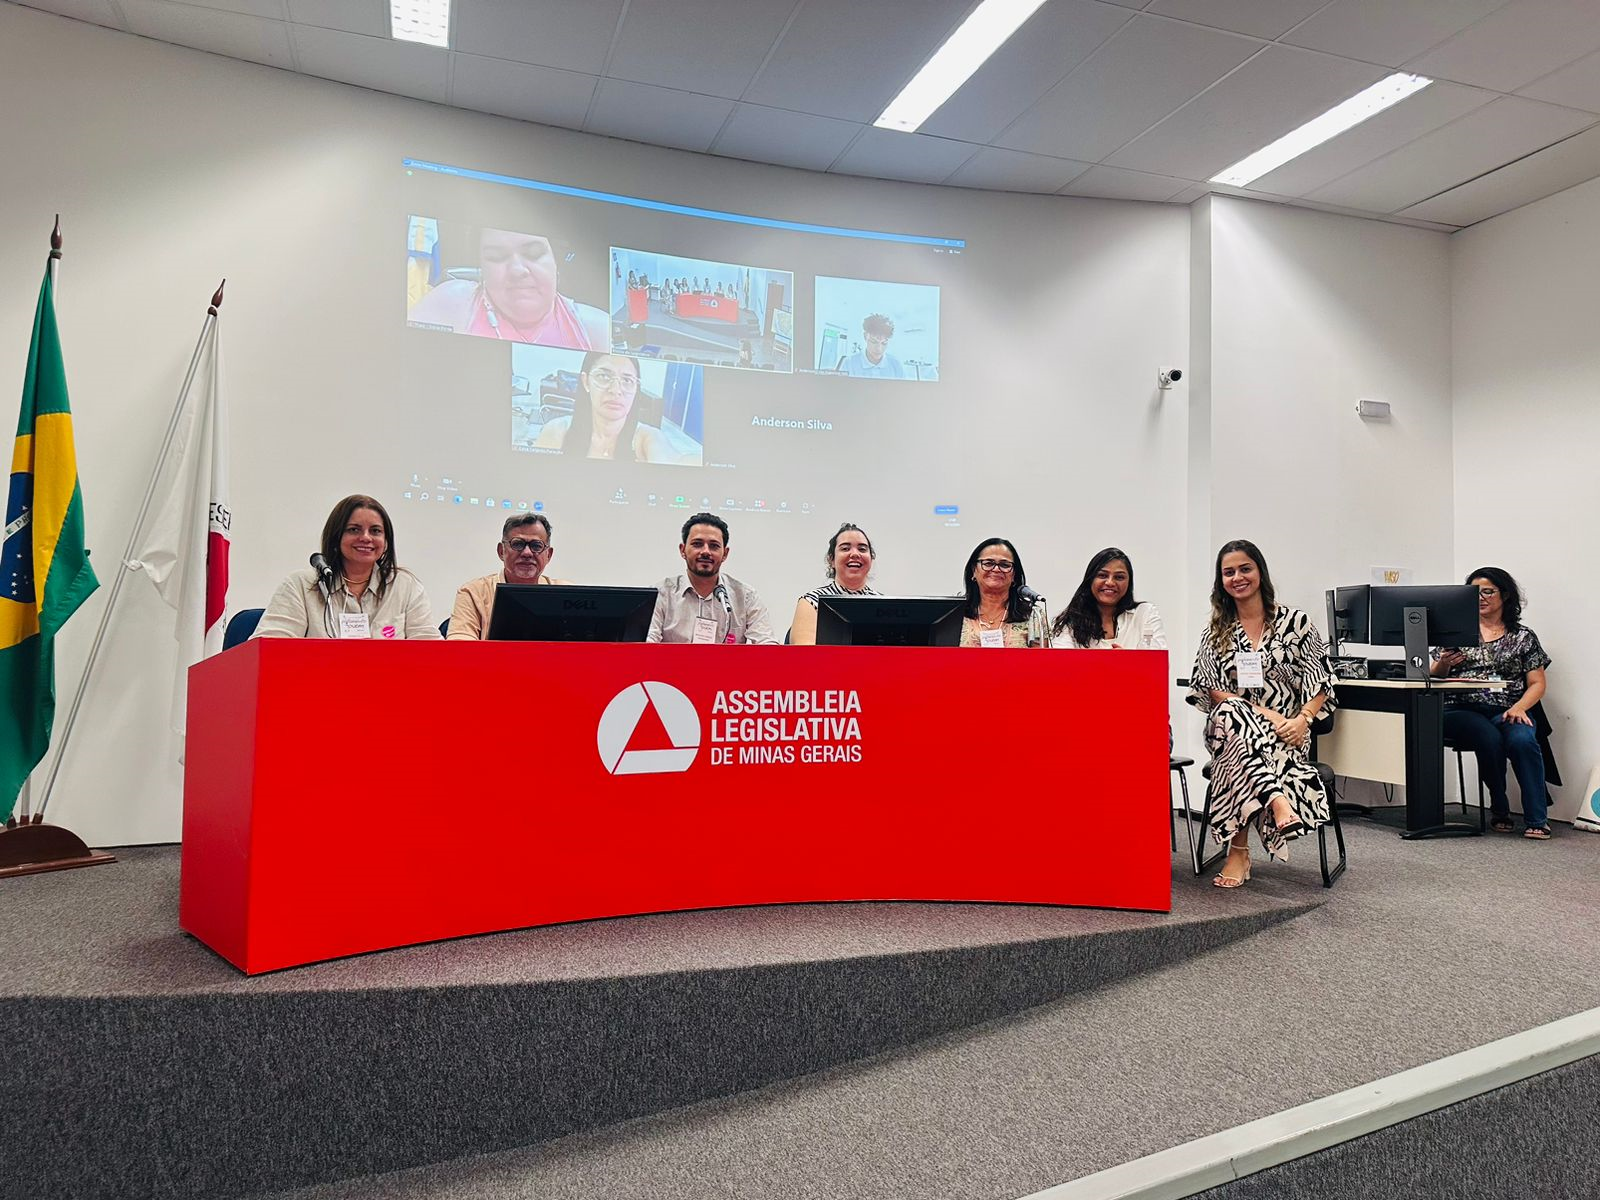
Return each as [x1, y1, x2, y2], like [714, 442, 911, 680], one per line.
[1403, 605, 1431, 683]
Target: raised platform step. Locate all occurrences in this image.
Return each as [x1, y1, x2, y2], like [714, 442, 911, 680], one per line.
[3, 848, 1318, 1200]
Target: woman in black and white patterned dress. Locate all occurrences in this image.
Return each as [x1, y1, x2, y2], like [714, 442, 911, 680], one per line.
[788, 523, 881, 645]
[1189, 540, 1337, 888]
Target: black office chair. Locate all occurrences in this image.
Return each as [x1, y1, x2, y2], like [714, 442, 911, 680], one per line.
[1443, 734, 1488, 831]
[222, 607, 265, 649]
[1170, 756, 1197, 860]
[1178, 682, 1346, 888]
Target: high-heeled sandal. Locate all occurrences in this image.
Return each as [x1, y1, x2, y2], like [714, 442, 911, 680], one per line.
[1213, 845, 1251, 888]
[1269, 797, 1306, 839]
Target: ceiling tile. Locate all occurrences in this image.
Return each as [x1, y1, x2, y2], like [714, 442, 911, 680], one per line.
[829, 128, 979, 185]
[292, 23, 451, 103]
[584, 78, 734, 153]
[13, 0, 124, 27]
[1107, 44, 1383, 180]
[1145, 0, 1325, 41]
[1405, 0, 1600, 93]
[155, 0, 283, 17]
[1520, 49, 1600, 113]
[1399, 121, 1600, 224]
[453, 0, 624, 74]
[1282, 0, 1508, 68]
[944, 147, 1092, 193]
[1168, 183, 1210, 203]
[1248, 80, 1494, 197]
[920, 0, 1133, 143]
[608, 0, 792, 100]
[1101, 0, 1153, 7]
[287, 0, 385, 38]
[996, 15, 1261, 162]
[1058, 164, 1193, 201]
[450, 53, 596, 130]
[120, 0, 294, 68]
[743, 0, 976, 123]
[1308, 94, 1597, 211]
[710, 104, 862, 173]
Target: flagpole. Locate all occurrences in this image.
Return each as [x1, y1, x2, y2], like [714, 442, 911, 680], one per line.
[35, 281, 225, 824]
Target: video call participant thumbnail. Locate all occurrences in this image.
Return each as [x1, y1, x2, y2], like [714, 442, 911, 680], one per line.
[255, 494, 440, 640]
[408, 226, 608, 350]
[534, 352, 701, 466]
[447, 512, 572, 641]
[648, 513, 777, 645]
[842, 313, 906, 380]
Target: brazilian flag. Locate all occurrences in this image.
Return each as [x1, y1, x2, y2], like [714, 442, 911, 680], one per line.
[0, 267, 98, 820]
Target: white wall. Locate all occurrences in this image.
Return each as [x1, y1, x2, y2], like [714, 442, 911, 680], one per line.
[1452, 175, 1600, 823]
[1195, 196, 1455, 803]
[0, 6, 1193, 844]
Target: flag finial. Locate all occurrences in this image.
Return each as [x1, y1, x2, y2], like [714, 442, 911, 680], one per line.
[209, 279, 226, 316]
[49, 215, 62, 260]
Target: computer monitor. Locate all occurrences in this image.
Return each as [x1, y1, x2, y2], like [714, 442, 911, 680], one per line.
[814, 595, 965, 647]
[486, 584, 656, 642]
[1368, 585, 1480, 648]
[1325, 585, 1371, 654]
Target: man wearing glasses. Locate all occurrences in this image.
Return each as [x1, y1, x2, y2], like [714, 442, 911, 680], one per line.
[446, 513, 571, 640]
[841, 313, 907, 380]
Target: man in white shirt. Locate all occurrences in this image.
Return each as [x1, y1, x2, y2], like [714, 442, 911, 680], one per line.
[648, 512, 778, 645]
[841, 313, 907, 380]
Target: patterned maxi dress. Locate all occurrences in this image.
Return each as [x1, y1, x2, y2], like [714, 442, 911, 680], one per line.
[1189, 607, 1338, 861]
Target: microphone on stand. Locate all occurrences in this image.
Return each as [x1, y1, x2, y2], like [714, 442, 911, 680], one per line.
[1017, 585, 1051, 648]
[713, 582, 737, 644]
[309, 553, 335, 591]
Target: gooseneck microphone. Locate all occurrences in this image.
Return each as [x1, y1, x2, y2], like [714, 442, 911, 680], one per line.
[310, 553, 335, 589]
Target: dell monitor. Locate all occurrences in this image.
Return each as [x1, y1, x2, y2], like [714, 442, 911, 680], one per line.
[487, 584, 656, 642]
[815, 595, 965, 648]
[1368, 585, 1481, 648]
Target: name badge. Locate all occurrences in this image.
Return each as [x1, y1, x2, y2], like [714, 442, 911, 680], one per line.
[692, 616, 719, 645]
[1236, 651, 1265, 689]
[338, 612, 371, 640]
[979, 628, 1006, 649]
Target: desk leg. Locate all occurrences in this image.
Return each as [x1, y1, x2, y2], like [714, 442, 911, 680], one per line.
[1401, 690, 1480, 839]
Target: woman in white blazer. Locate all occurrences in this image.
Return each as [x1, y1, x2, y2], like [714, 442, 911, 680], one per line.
[1051, 547, 1166, 650]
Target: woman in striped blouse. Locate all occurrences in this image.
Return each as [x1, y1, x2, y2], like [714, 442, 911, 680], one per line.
[788, 523, 881, 645]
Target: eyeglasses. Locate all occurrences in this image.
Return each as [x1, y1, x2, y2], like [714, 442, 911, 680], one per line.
[505, 539, 549, 555]
[1478, 587, 1499, 597]
[588, 368, 639, 391]
[977, 559, 1015, 573]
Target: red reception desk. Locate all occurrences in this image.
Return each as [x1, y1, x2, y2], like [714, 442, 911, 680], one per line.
[181, 641, 1170, 973]
[673, 292, 739, 322]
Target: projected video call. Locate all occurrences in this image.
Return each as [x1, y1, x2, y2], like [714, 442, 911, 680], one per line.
[398, 157, 966, 511]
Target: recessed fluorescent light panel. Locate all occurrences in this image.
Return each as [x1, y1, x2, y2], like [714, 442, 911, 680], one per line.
[1210, 72, 1433, 188]
[874, 0, 1051, 133]
[391, 0, 451, 47]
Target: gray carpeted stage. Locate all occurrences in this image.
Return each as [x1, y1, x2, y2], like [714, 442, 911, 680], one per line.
[6, 816, 1599, 1200]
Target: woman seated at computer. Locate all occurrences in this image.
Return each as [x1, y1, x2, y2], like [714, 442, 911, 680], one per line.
[1189, 540, 1335, 887]
[959, 538, 1040, 648]
[1430, 566, 1553, 839]
[788, 523, 880, 645]
[1051, 547, 1166, 650]
[254, 494, 440, 640]
[535, 352, 700, 465]
[406, 226, 609, 350]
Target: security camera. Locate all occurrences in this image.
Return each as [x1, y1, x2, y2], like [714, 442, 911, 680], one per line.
[1157, 368, 1184, 390]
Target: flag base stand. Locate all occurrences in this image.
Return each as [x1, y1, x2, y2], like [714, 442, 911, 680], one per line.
[0, 818, 115, 879]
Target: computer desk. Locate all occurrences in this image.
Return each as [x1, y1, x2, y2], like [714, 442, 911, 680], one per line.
[1314, 677, 1507, 839]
